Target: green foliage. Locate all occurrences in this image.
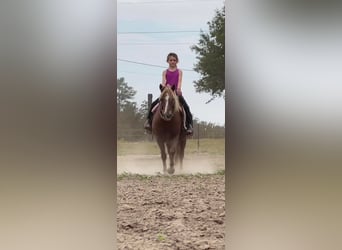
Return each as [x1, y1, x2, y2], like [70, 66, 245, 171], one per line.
[117, 77, 137, 111]
[117, 77, 147, 141]
[156, 233, 166, 242]
[191, 7, 225, 101]
[117, 172, 153, 181]
[137, 100, 149, 121]
[215, 169, 225, 175]
[192, 118, 225, 138]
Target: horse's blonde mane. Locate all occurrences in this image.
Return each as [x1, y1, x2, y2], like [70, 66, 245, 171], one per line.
[160, 86, 180, 112]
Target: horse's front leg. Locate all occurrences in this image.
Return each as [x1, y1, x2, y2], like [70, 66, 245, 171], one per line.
[166, 143, 177, 175]
[157, 140, 167, 173]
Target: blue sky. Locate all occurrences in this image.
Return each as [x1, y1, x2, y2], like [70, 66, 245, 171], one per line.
[117, 0, 225, 126]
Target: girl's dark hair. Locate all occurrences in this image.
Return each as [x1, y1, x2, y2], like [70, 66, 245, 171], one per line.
[166, 52, 179, 62]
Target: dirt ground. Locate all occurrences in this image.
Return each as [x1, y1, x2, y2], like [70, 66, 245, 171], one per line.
[117, 173, 225, 250]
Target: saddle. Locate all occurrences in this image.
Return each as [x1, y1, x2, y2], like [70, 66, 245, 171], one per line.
[152, 102, 187, 130]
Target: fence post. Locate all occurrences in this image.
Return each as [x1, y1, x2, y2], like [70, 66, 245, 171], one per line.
[197, 123, 200, 153]
[147, 93, 153, 141]
[148, 93, 152, 110]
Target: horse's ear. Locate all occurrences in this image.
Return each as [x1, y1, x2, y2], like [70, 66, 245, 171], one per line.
[159, 84, 164, 92]
[171, 85, 176, 92]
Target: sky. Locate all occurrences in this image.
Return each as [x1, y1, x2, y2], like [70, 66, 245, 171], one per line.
[117, 0, 225, 126]
[228, 0, 342, 137]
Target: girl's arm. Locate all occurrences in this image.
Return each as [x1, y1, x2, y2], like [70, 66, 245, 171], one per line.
[177, 69, 183, 90]
[161, 70, 167, 86]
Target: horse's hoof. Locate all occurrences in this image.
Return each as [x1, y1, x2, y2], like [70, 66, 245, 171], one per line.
[167, 168, 175, 175]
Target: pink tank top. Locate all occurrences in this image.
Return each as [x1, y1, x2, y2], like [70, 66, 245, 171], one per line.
[165, 69, 179, 89]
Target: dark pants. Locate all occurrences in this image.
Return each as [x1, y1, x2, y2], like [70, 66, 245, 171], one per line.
[147, 96, 193, 128]
[178, 95, 193, 128]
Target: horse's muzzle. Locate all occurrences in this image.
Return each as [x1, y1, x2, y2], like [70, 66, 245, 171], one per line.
[160, 111, 173, 121]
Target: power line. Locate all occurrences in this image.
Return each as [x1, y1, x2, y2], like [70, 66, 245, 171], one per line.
[118, 42, 193, 45]
[118, 0, 223, 4]
[118, 70, 158, 76]
[118, 30, 204, 34]
[118, 58, 194, 71]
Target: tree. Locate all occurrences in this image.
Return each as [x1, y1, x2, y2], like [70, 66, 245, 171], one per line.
[191, 7, 225, 102]
[137, 100, 149, 121]
[192, 118, 225, 138]
[117, 77, 137, 111]
[117, 77, 144, 140]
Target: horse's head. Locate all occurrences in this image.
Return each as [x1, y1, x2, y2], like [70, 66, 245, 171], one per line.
[159, 84, 176, 92]
[158, 85, 180, 121]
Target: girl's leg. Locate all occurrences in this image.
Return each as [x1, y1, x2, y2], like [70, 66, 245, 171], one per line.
[178, 96, 193, 134]
[144, 98, 159, 131]
[148, 99, 159, 120]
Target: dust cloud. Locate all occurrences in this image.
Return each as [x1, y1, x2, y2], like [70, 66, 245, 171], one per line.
[117, 154, 224, 175]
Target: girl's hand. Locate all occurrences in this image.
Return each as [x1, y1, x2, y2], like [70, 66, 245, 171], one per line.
[159, 84, 166, 92]
[176, 88, 182, 96]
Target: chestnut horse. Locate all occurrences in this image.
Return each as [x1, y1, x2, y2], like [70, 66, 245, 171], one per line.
[152, 85, 186, 174]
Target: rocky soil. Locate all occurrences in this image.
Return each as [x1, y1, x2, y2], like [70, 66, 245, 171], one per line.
[117, 174, 225, 250]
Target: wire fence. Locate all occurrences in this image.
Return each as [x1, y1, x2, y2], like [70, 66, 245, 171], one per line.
[117, 125, 225, 142]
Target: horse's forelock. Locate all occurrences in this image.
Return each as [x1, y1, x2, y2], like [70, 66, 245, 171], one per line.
[160, 86, 180, 111]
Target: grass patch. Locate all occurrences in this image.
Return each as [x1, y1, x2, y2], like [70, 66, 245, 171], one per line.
[186, 138, 225, 155]
[117, 138, 225, 156]
[117, 140, 160, 155]
[117, 172, 154, 181]
[215, 169, 225, 175]
[156, 233, 166, 242]
[117, 171, 225, 181]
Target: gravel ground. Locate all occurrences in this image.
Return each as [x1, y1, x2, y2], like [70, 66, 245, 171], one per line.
[117, 174, 225, 250]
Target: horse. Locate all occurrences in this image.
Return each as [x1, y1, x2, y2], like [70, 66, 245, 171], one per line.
[152, 84, 187, 174]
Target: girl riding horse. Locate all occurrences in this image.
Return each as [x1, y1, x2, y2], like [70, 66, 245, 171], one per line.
[144, 52, 193, 136]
